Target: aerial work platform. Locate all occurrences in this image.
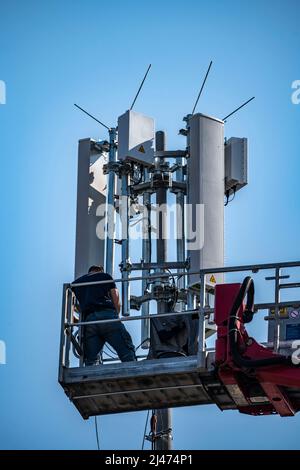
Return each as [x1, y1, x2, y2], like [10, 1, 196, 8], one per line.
[59, 355, 234, 419]
[59, 261, 300, 419]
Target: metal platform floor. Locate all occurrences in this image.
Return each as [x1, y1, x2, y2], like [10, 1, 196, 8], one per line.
[59, 354, 235, 419]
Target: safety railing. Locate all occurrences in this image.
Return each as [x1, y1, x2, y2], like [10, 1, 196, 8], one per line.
[58, 260, 300, 381]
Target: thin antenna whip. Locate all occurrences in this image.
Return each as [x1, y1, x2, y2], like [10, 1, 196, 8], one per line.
[130, 64, 152, 110]
[74, 103, 110, 130]
[191, 60, 213, 115]
[222, 96, 255, 121]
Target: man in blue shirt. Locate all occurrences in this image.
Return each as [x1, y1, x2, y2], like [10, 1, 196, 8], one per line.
[72, 265, 136, 365]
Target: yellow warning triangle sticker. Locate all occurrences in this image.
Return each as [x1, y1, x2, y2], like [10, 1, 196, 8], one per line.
[209, 275, 216, 283]
[138, 145, 145, 153]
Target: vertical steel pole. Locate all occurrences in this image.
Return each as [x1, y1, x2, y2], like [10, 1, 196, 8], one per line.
[141, 168, 151, 348]
[176, 160, 186, 293]
[185, 115, 198, 355]
[105, 128, 117, 276]
[274, 267, 281, 353]
[64, 288, 72, 369]
[185, 114, 192, 289]
[58, 284, 68, 382]
[156, 131, 167, 265]
[153, 130, 172, 451]
[121, 171, 130, 316]
[197, 271, 207, 368]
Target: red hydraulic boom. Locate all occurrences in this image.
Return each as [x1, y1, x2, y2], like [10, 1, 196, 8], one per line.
[215, 277, 300, 416]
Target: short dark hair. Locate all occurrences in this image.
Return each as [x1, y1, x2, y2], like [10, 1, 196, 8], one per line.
[88, 265, 104, 273]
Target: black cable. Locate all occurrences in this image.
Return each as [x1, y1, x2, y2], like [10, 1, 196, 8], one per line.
[228, 277, 293, 368]
[166, 268, 176, 286]
[229, 186, 237, 203]
[135, 338, 150, 352]
[224, 190, 230, 206]
[224, 186, 237, 206]
[142, 410, 150, 450]
[102, 350, 117, 360]
[166, 268, 180, 310]
[95, 416, 100, 450]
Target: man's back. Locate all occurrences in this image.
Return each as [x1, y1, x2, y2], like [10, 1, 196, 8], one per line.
[72, 271, 116, 318]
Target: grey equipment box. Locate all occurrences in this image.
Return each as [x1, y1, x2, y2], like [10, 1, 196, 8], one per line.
[118, 110, 155, 166]
[225, 137, 248, 194]
[268, 307, 300, 356]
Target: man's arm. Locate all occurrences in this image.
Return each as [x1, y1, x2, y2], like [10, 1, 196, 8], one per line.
[110, 288, 121, 315]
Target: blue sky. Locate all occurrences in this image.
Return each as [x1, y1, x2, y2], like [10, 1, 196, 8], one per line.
[1, 0, 300, 450]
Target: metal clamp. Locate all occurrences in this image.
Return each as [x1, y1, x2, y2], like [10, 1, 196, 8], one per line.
[145, 428, 173, 443]
[119, 259, 132, 273]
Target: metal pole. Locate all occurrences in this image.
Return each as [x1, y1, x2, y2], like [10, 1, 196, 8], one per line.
[64, 288, 72, 369]
[176, 161, 186, 293]
[153, 130, 172, 451]
[156, 131, 167, 264]
[105, 128, 117, 275]
[58, 284, 68, 382]
[141, 168, 151, 348]
[274, 267, 281, 353]
[121, 171, 130, 316]
[185, 114, 197, 355]
[197, 272, 207, 368]
[185, 114, 192, 289]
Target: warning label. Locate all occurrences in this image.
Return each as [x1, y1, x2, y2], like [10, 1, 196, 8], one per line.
[209, 275, 216, 284]
[290, 309, 300, 319]
[138, 145, 145, 153]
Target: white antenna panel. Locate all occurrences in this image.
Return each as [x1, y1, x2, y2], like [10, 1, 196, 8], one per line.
[118, 110, 155, 166]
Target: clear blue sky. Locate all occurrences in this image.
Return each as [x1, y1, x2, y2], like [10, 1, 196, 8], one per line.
[1, 0, 300, 450]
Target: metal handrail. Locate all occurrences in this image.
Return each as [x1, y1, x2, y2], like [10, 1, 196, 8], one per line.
[65, 299, 300, 329]
[69, 260, 300, 288]
[59, 260, 300, 375]
[66, 309, 200, 328]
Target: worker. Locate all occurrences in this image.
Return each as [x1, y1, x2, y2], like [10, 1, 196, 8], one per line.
[72, 265, 136, 365]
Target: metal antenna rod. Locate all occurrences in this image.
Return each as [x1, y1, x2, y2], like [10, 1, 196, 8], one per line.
[222, 96, 255, 122]
[191, 60, 213, 115]
[74, 103, 111, 130]
[130, 64, 152, 110]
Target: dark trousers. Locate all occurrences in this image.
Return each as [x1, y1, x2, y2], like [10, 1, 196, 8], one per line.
[84, 309, 136, 365]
